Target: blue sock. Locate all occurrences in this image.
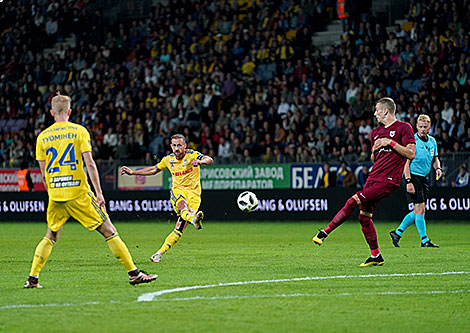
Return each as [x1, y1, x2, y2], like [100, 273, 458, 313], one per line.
[415, 214, 429, 243]
[396, 211, 415, 236]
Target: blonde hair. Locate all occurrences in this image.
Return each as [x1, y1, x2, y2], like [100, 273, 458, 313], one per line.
[377, 97, 396, 115]
[51, 92, 71, 114]
[417, 114, 431, 124]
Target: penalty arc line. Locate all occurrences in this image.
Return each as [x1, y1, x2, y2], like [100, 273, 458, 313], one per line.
[137, 271, 470, 302]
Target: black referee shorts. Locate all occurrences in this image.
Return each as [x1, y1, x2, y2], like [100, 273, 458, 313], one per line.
[405, 174, 429, 204]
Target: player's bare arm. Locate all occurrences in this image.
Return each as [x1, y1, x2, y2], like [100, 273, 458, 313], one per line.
[192, 156, 214, 166]
[120, 165, 161, 176]
[83, 151, 106, 208]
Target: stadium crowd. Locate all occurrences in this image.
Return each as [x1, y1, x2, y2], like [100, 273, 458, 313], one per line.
[1, 0, 470, 171]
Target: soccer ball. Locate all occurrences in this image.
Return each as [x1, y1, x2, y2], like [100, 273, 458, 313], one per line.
[237, 191, 258, 212]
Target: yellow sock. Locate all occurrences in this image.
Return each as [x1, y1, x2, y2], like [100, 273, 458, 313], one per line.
[30, 237, 54, 277]
[105, 233, 137, 272]
[180, 209, 195, 223]
[158, 229, 182, 254]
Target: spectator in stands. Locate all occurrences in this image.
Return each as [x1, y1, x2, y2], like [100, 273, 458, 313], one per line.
[320, 162, 336, 188]
[357, 165, 370, 188]
[17, 160, 34, 192]
[336, 161, 357, 188]
[0, 0, 469, 175]
[452, 165, 469, 188]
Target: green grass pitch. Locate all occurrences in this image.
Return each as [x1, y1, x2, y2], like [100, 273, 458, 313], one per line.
[1, 221, 469, 332]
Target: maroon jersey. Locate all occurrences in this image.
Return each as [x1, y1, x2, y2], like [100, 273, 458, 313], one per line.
[368, 120, 415, 186]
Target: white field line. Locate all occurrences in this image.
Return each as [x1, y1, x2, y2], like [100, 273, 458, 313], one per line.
[1, 271, 468, 310]
[137, 271, 470, 302]
[151, 289, 470, 302]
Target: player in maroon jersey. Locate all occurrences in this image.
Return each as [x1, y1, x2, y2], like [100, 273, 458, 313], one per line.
[312, 97, 415, 266]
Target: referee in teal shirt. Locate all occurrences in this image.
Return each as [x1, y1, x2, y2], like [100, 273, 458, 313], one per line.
[390, 114, 442, 247]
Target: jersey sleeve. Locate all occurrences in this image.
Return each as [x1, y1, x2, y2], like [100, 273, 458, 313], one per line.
[35, 135, 45, 161]
[401, 123, 415, 146]
[79, 127, 92, 153]
[156, 156, 167, 170]
[369, 129, 376, 151]
[194, 150, 205, 160]
[433, 137, 438, 157]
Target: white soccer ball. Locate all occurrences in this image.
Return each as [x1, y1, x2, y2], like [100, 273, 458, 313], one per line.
[237, 191, 258, 212]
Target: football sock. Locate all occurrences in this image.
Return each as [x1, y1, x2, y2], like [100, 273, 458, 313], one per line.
[105, 233, 137, 272]
[324, 197, 358, 233]
[396, 211, 415, 236]
[30, 237, 55, 277]
[358, 213, 379, 255]
[180, 208, 195, 223]
[159, 229, 182, 254]
[415, 214, 429, 243]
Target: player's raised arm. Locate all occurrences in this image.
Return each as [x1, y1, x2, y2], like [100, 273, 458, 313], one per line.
[120, 165, 160, 176]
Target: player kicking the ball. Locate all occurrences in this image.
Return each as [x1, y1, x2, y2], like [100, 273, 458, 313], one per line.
[121, 134, 213, 263]
[25, 93, 157, 288]
[312, 97, 415, 267]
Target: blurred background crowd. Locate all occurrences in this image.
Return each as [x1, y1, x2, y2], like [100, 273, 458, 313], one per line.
[1, 0, 470, 175]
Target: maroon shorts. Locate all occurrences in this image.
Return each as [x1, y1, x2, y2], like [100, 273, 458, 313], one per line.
[355, 180, 398, 214]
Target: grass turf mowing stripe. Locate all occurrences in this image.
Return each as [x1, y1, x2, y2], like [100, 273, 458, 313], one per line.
[2, 272, 467, 310]
[2, 288, 469, 310]
[138, 271, 469, 301]
[152, 289, 470, 302]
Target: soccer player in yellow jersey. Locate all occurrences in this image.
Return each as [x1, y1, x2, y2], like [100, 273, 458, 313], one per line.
[120, 134, 213, 263]
[24, 93, 157, 288]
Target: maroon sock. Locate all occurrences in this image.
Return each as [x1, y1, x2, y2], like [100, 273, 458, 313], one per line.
[324, 197, 358, 234]
[358, 213, 379, 253]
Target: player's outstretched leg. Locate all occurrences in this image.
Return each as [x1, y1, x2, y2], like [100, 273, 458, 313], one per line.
[151, 228, 183, 262]
[180, 208, 204, 230]
[191, 211, 204, 230]
[312, 230, 328, 245]
[312, 196, 359, 245]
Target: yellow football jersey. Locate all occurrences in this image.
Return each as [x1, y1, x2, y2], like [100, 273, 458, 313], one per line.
[36, 121, 92, 201]
[157, 149, 204, 195]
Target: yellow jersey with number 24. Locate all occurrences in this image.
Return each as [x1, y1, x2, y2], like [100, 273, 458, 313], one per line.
[36, 121, 92, 201]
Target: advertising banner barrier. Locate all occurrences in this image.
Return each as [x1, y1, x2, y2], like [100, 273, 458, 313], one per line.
[291, 163, 373, 189]
[0, 169, 46, 192]
[0, 188, 469, 222]
[163, 164, 291, 190]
